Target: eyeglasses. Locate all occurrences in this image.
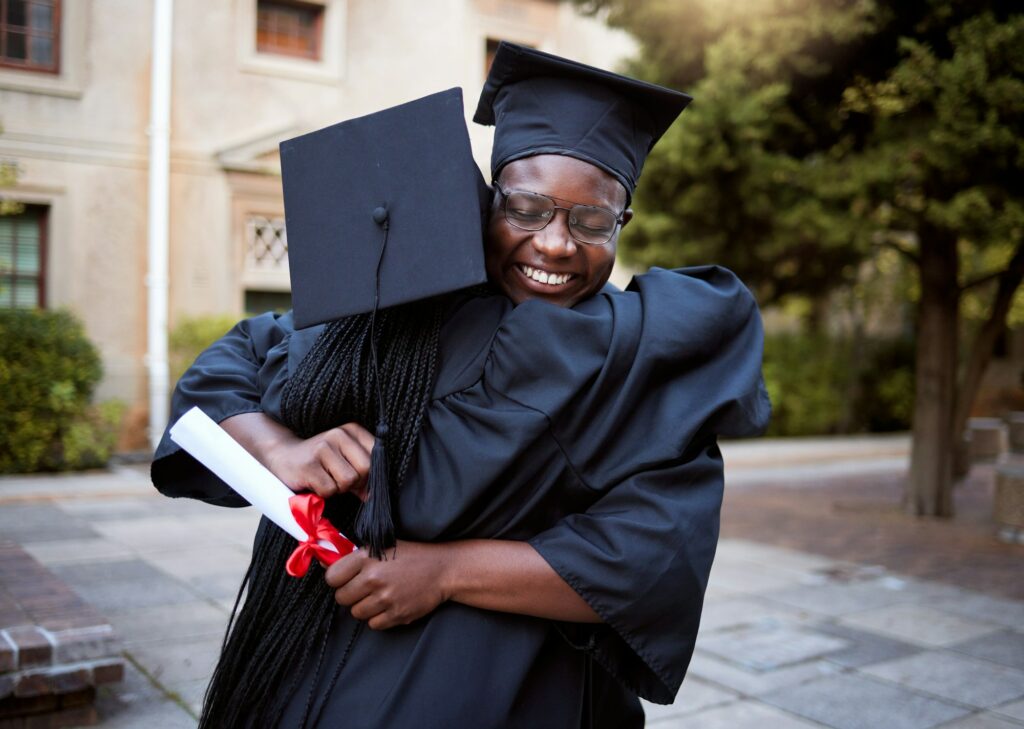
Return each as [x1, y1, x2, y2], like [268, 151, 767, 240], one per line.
[493, 183, 624, 246]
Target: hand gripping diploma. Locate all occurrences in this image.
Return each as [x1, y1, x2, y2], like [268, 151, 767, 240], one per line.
[169, 407, 355, 576]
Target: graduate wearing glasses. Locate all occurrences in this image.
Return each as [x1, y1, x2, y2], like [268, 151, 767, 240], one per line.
[153, 43, 770, 729]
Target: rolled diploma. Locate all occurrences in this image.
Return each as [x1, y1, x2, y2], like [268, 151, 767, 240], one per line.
[169, 406, 346, 552]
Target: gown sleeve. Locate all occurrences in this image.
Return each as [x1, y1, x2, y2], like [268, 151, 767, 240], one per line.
[485, 265, 771, 703]
[150, 311, 295, 506]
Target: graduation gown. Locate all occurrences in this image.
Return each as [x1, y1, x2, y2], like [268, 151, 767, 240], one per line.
[152, 265, 771, 728]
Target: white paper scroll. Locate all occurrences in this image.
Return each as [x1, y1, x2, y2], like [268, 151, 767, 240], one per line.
[169, 406, 345, 551]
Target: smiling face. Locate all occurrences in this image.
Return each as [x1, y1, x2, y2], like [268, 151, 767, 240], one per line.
[485, 154, 633, 308]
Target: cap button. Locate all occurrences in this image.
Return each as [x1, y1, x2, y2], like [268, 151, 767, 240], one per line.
[372, 206, 389, 225]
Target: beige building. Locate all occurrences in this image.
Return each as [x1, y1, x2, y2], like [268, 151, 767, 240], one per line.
[0, 0, 633, 447]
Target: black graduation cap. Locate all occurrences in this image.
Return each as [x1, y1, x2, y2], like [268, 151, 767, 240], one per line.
[279, 89, 489, 557]
[280, 87, 489, 330]
[474, 42, 692, 199]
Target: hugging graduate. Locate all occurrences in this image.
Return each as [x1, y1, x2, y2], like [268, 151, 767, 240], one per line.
[152, 43, 770, 729]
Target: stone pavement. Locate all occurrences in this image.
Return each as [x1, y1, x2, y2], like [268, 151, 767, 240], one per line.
[0, 434, 1020, 728]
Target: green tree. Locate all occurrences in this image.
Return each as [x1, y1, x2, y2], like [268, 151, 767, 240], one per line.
[571, 0, 1023, 516]
[842, 11, 1024, 515]
[574, 0, 890, 306]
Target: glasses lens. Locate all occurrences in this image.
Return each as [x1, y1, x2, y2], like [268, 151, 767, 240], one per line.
[505, 191, 555, 231]
[569, 206, 618, 245]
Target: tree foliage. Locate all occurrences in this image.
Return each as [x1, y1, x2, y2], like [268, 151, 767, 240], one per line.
[842, 8, 1023, 515]
[574, 0, 1024, 515]
[843, 10, 1024, 263]
[575, 0, 895, 304]
[575, 1, 1020, 304]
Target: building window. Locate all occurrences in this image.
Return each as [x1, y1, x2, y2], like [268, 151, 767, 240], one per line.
[245, 214, 289, 272]
[241, 213, 291, 305]
[0, 205, 47, 308]
[256, 1, 323, 60]
[0, 0, 60, 73]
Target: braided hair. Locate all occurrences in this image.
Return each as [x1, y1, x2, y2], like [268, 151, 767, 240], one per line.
[198, 300, 446, 728]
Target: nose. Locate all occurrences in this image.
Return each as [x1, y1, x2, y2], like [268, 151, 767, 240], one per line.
[530, 209, 577, 258]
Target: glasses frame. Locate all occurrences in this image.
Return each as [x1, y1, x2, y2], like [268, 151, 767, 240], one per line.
[492, 182, 625, 246]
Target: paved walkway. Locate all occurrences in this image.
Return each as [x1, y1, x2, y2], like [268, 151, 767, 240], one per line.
[0, 435, 1021, 728]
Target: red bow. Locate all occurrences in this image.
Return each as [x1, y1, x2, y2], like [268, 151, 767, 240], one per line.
[285, 493, 356, 577]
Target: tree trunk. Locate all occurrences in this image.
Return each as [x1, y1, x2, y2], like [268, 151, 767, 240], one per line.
[952, 241, 1024, 477]
[907, 230, 958, 517]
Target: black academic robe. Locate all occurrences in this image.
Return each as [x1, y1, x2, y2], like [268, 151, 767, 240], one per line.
[151, 265, 771, 729]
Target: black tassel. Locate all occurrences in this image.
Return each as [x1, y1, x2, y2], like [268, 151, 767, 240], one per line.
[355, 422, 394, 559]
[356, 205, 395, 560]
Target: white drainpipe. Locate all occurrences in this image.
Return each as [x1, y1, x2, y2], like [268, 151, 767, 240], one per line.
[146, 0, 173, 449]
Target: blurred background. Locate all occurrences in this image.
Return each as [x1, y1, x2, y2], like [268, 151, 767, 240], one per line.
[2, 0, 1022, 517]
[0, 0, 635, 459]
[1, 2, 1023, 728]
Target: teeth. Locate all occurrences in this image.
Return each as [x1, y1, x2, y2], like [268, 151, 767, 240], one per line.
[521, 265, 571, 286]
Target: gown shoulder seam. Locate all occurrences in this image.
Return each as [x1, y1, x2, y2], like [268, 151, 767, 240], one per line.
[483, 378, 594, 490]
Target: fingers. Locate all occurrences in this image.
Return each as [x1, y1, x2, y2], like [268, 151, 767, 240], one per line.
[318, 425, 374, 497]
[340, 421, 376, 454]
[350, 594, 388, 623]
[332, 571, 375, 609]
[324, 551, 367, 590]
[326, 555, 400, 628]
[367, 613, 393, 631]
[295, 460, 344, 499]
[331, 568, 404, 628]
[351, 595, 415, 630]
[283, 424, 375, 499]
[324, 549, 428, 631]
[314, 440, 361, 497]
[273, 440, 345, 498]
[327, 553, 398, 621]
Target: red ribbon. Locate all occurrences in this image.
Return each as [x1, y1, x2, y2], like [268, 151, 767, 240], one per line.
[285, 493, 356, 577]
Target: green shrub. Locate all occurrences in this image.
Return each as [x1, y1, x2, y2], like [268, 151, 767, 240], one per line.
[0, 309, 123, 473]
[51, 400, 127, 471]
[169, 314, 241, 385]
[762, 332, 914, 437]
[763, 333, 853, 436]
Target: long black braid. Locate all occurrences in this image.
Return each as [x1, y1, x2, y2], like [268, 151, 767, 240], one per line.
[198, 300, 446, 728]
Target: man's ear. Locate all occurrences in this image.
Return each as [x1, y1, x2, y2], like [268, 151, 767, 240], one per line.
[620, 209, 634, 229]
